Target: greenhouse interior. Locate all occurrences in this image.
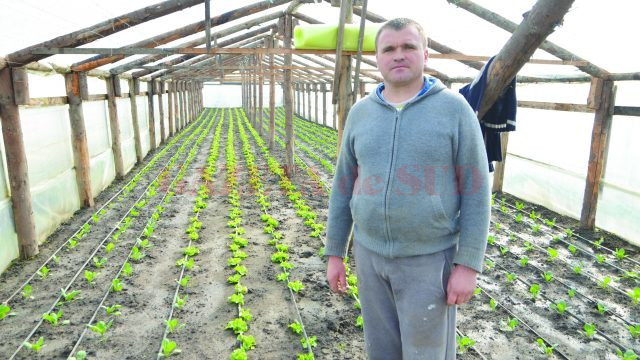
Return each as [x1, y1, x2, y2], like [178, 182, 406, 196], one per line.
[0, 0, 638, 359]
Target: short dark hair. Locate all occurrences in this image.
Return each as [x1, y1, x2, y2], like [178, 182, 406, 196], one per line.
[375, 18, 428, 50]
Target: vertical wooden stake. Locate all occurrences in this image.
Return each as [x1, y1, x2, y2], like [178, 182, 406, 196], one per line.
[269, 35, 276, 149]
[302, 81, 306, 119]
[258, 50, 264, 136]
[147, 81, 157, 151]
[106, 75, 125, 178]
[174, 82, 180, 131]
[491, 132, 509, 193]
[168, 82, 175, 137]
[179, 81, 186, 128]
[336, 55, 353, 156]
[157, 81, 166, 144]
[321, 83, 327, 126]
[128, 78, 144, 163]
[314, 83, 318, 123]
[307, 82, 311, 121]
[65, 72, 95, 208]
[0, 67, 38, 258]
[581, 78, 616, 229]
[283, 14, 295, 177]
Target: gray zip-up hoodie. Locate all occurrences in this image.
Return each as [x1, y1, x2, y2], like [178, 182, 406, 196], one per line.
[325, 78, 490, 273]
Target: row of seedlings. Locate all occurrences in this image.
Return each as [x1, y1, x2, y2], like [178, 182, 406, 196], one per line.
[224, 109, 257, 360]
[0, 112, 208, 330]
[278, 107, 337, 160]
[235, 108, 317, 359]
[155, 108, 224, 358]
[71, 109, 218, 359]
[11, 109, 215, 359]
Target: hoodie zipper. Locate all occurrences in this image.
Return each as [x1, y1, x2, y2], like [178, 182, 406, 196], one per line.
[383, 109, 401, 255]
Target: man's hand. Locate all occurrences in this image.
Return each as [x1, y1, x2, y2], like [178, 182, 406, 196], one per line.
[326, 256, 347, 294]
[446, 264, 478, 305]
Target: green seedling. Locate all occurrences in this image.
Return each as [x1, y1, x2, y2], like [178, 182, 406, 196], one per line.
[183, 246, 200, 257]
[297, 353, 314, 360]
[60, 288, 81, 303]
[111, 278, 123, 292]
[509, 234, 516, 242]
[515, 213, 523, 223]
[616, 248, 626, 261]
[228, 293, 244, 305]
[616, 349, 638, 360]
[176, 257, 195, 270]
[356, 315, 364, 329]
[52, 255, 60, 264]
[530, 284, 540, 300]
[289, 321, 303, 335]
[130, 246, 144, 262]
[165, 319, 184, 333]
[87, 319, 113, 338]
[227, 274, 242, 284]
[550, 301, 567, 315]
[487, 235, 495, 245]
[489, 298, 497, 311]
[288, 280, 305, 293]
[92, 213, 100, 223]
[499, 317, 518, 332]
[233, 251, 248, 260]
[495, 222, 502, 230]
[537, 338, 556, 358]
[523, 242, 534, 252]
[234, 265, 248, 276]
[37, 266, 50, 280]
[301, 335, 318, 349]
[568, 288, 576, 299]
[69, 350, 87, 360]
[277, 272, 289, 282]
[564, 228, 573, 238]
[515, 201, 524, 210]
[627, 288, 640, 305]
[138, 239, 153, 249]
[485, 259, 495, 271]
[499, 246, 509, 256]
[628, 324, 640, 339]
[544, 218, 556, 227]
[583, 323, 596, 338]
[42, 309, 69, 326]
[621, 271, 639, 283]
[531, 223, 541, 233]
[456, 335, 476, 354]
[178, 275, 191, 288]
[596, 303, 607, 315]
[235, 283, 248, 295]
[161, 338, 181, 358]
[102, 304, 122, 317]
[226, 318, 248, 334]
[529, 210, 539, 221]
[174, 295, 187, 310]
[130, 209, 139, 217]
[551, 236, 561, 243]
[237, 334, 256, 350]
[506, 273, 518, 284]
[239, 307, 252, 322]
[105, 242, 115, 254]
[599, 277, 613, 290]
[93, 256, 108, 268]
[568, 245, 577, 255]
[22, 285, 33, 299]
[23, 336, 45, 352]
[122, 262, 133, 277]
[271, 251, 289, 263]
[593, 237, 605, 249]
[573, 265, 582, 275]
[473, 288, 482, 296]
[596, 254, 606, 264]
[84, 270, 97, 285]
[500, 205, 507, 214]
[544, 272, 554, 283]
[547, 247, 558, 261]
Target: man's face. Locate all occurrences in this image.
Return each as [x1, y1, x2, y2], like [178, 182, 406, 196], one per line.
[375, 25, 428, 88]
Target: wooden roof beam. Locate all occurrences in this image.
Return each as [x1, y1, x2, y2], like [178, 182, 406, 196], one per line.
[447, 0, 610, 79]
[70, 0, 293, 72]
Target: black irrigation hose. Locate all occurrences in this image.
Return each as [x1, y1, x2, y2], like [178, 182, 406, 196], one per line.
[485, 254, 637, 355]
[2, 114, 206, 306]
[495, 199, 640, 269]
[489, 220, 636, 323]
[472, 285, 570, 360]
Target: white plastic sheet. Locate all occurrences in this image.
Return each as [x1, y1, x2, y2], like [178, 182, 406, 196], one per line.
[136, 96, 151, 156]
[116, 98, 136, 173]
[82, 100, 116, 196]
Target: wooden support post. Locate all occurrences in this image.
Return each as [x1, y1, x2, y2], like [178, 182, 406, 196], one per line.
[106, 75, 125, 178]
[269, 35, 276, 149]
[179, 81, 186, 128]
[336, 56, 352, 155]
[173, 82, 180, 131]
[65, 72, 94, 208]
[283, 14, 295, 177]
[147, 81, 157, 150]
[0, 67, 38, 258]
[248, 68, 253, 124]
[113, 76, 122, 97]
[252, 57, 258, 128]
[581, 78, 615, 229]
[307, 82, 311, 120]
[359, 81, 365, 99]
[321, 83, 327, 126]
[128, 78, 144, 162]
[158, 81, 166, 143]
[491, 132, 509, 192]
[314, 83, 319, 122]
[295, 82, 300, 115]
[301, 82, 306, 119]
[258, 51, 264, 136]
[168, 82, 175, 136]
[333, 103, 337, 129]
[11, 68, 30, 105]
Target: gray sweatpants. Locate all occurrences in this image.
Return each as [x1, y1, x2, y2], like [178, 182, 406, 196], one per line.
[354, 242, 457, 360]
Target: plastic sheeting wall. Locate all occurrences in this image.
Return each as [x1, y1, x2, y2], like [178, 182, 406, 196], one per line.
[82, 101, 116, 198]
[0, 124, 18, 274]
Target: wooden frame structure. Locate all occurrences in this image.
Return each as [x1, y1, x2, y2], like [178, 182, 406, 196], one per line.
[0, 0, 639, 259]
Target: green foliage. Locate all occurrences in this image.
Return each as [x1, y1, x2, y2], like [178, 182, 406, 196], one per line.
[183, 246, 200, 257]
[544, 272, 554, 283]
[616, 349, 638, 360]
[628, 324, 640, 339]
[226, 318, 248, 334]
[288, 280, 305, 293]
[87, 319, 113, 338]
[599, 276, 613, 290]
[42, 309, 69, 326]
[627, 288, 640, 305]
[60, 288, 81, 303]
[289, 321, 303, 335]
[22, 285, 33, 299]
[583, 323, 596, 338]
[105, 242, 116, 254]
[546, 247, 558, 261]
[111, 278, 123, 292]
[529, 284, 540, 300]
[161, 338, 181, 358]
[23, 336, 45, 352]
[165, 319, 184, 333]
[550, 301, 567, 315]
[456, 335, 476, 354]
[237, 334, 256, 350]
[537, 338, 556, 358]
[37, 266, 50, 280]
[301, 336, 317, 349]
[499, 317, 518, 332]
[84, 270, 98, 285]
[122, 262, 133, 277]
[597, 303, 607, 315]
[102, 304, 122, 317]
[93, 256, 108, 268]
[174, 295, 187, 310]
[616, 248, 627, 261]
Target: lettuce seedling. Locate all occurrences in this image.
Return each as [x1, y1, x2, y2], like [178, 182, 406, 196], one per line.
[515, 201, 524, 210]
[22, 285, 33, 299]
[487, 235, 495, 246]
[130, 246, 144, 262]
[174, 295, 187, 310]
[88, 319, 113, 338]
[515, 213, 523, 223]
[499, 317, 518, 332]
[530, 284, 540, 300]
[596, 254, 606, 264]
[627, 288, 640, 305]
[583, 323, 596, 338]
[544, 218, 556, 227]
[176, 257, 195, 270]
[616, 349, 638, 360]
[544, 272, 553, 283]
[234, 265, 248, 276]
[138, 239, 153, 249]
[226, 318, 248, 334]
[546, 248, 558, 262]
[271, 252, 289, 263]
[84, 270, 97, 285]
[597, 303, 607, 315]
[499, 246, 509, 256]
[228, 274, 242, 284]
[288, 281, 304, 293]
[297, 353, 315, 360]
[564, 228, 573, 238]
[233, 251, 248, 260]
[301, 336, 317, 349]
[60, 288, 81, 303]
[52, 255, 60, 264]
[520, 257, 529, 267]
[105, 242, 116, 254]
[228, 293, 245, 305]
[456, 335, 475, 354]
[93, 257, 108, 269]
[102, 304, 122, 317]
[111, 279, 123, 292]
[550, 301, 567, 315]
[568, 288, 576, 299]
[42, 309, 69, 326]
[277, 272, 289, 282]
[183, 246, 200, 257]
[616, 248, 626, 261]
[37, 266, 50, 280]
[23, 336, 45, 352]
[495, 223, 502, 230]
[235, 283, 248, 295]
[178, 275, 191, 288]
[161, 338, 181, 358]
[523, 242, 534, 252]
[230, 348, 248, 360]
[537, 338, 556, 358]
[573, 265, 582, 275]
[484, 259, 495, 271]
[628, 325, 640, 339]
[593, 237, 605, 249]
[0, 304, 14, 320]
[122, 262, 133, 277]
[506, 273, 518, 284]
[280, 262, 294, 271]
[69, 350, 87, 360]
[599, 277, 612, 290]
[489, 299, 496, 311]
[165, 319, 184, 333]
[289, 321, 303, 335]
[237, 334, 256, 350]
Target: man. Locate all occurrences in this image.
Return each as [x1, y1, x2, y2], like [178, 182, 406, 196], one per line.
[325, 18, 490, 359]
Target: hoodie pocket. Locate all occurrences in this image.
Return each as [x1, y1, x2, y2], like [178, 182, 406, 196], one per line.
[429, 195, 455, 232]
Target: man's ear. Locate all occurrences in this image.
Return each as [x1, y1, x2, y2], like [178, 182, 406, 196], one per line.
[423, 47, 429, 64]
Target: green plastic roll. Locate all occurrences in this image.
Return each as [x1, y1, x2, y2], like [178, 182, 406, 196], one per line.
[294, 24, 382, 51]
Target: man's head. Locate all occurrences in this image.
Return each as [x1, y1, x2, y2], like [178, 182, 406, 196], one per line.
[375, 18, 428, 89]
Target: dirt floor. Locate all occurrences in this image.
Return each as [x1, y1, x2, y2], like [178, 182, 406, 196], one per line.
[0, 108, 638, 360]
